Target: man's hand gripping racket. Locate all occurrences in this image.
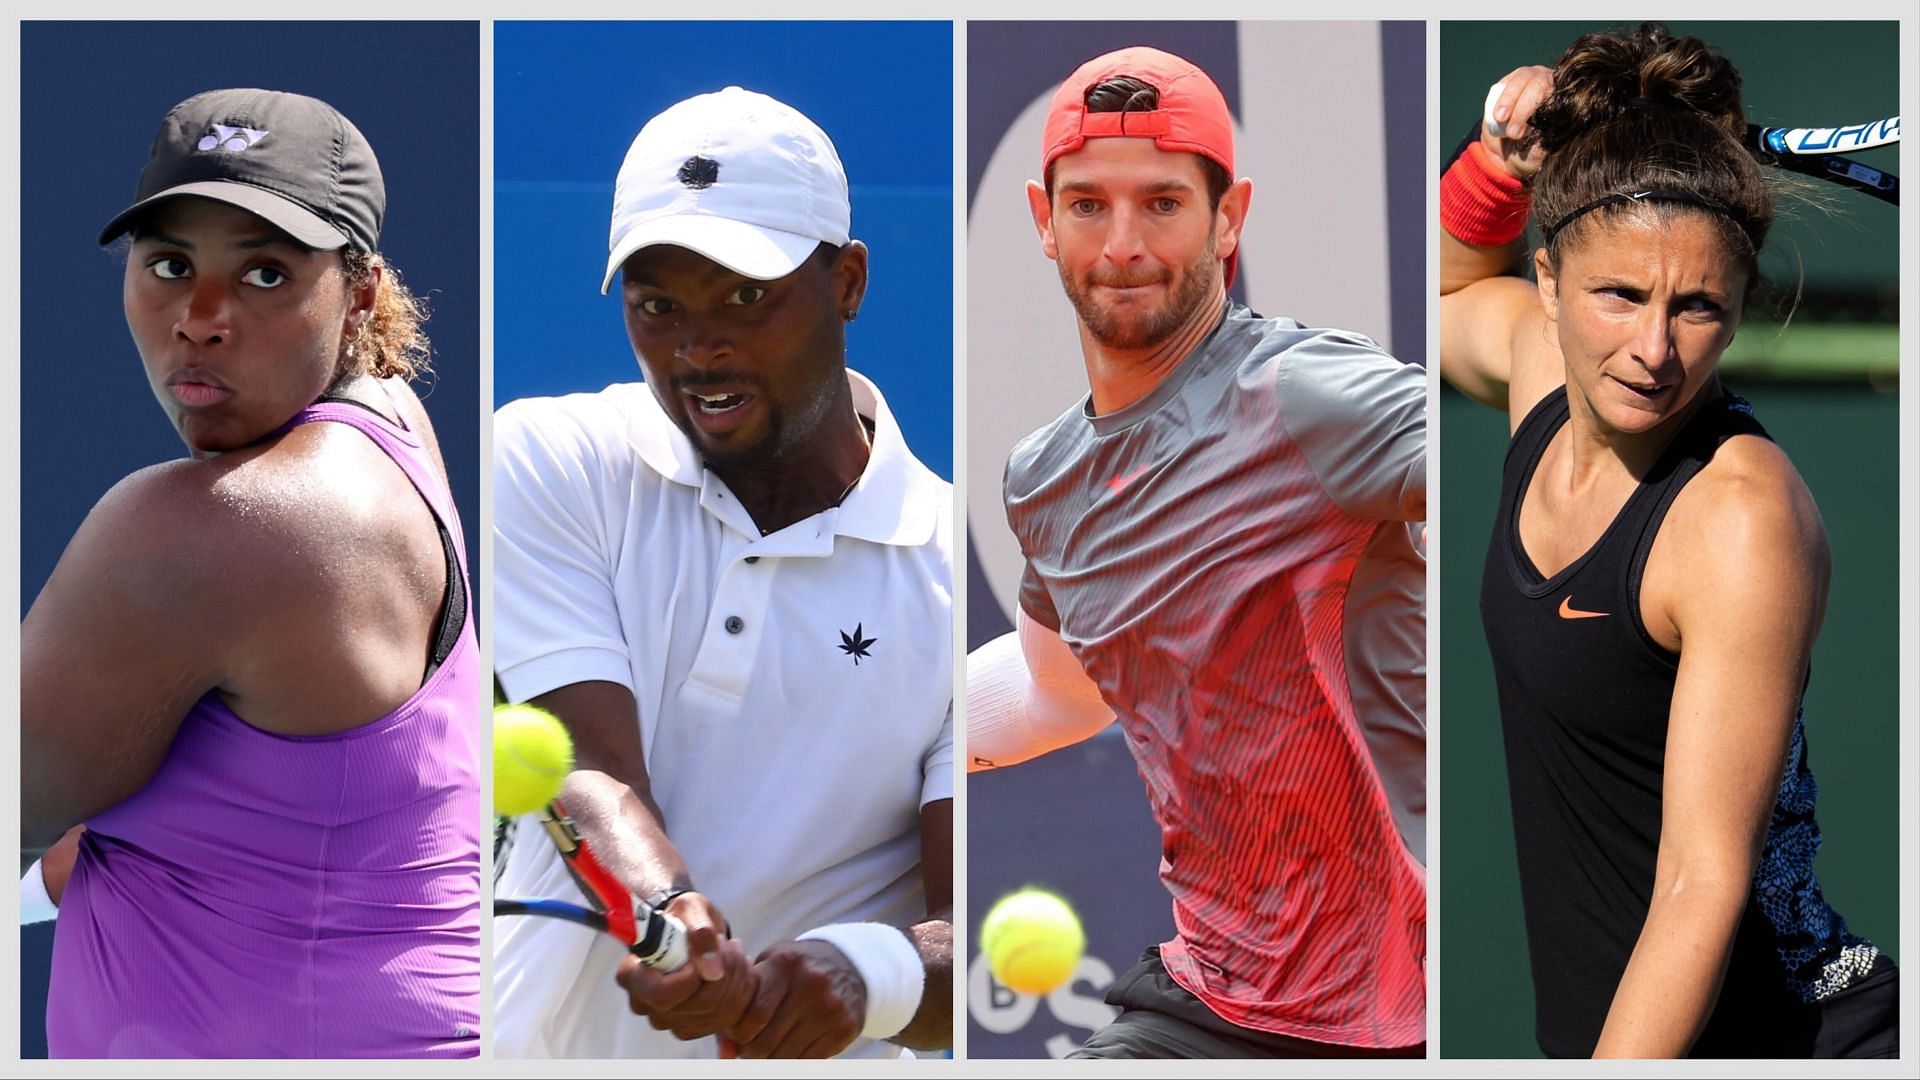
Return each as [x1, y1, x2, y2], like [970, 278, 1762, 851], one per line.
[495, 798, 690, 972]
[491, 702, 688, 971]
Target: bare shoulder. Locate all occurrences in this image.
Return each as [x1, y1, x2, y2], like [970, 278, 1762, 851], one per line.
[94, 425, 434, 603]
[1648, 432, 1829, 648]
[25, 447, 370, 714]
[1669, 434, 1827, 572]
[81, 453, 296, 588]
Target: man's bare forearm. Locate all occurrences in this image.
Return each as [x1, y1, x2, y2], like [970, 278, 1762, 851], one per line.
[891, 907, 953, 1051]
[557, 769, 691, 899]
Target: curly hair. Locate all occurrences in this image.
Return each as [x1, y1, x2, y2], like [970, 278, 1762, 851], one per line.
[340, 249, 431, 382]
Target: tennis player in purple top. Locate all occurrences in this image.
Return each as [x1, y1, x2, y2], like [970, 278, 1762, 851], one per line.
[19, 89, 481, 1058]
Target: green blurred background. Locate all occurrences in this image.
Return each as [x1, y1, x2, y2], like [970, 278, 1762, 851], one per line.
[1439, 21, 1900, 1059]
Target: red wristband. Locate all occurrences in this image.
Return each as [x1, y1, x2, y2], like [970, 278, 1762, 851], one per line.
[1440, 141, 1531, 247]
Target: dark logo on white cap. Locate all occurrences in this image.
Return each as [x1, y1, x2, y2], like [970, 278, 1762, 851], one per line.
[678, 155, 720, 189]
[198, 124, 269, 153]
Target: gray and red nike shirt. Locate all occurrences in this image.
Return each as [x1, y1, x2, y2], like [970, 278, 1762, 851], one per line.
[1005, 301, 1426, 1048]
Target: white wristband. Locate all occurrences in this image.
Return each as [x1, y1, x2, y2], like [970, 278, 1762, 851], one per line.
[21, 859, 59, 925]
[797, 921, 925, 1041]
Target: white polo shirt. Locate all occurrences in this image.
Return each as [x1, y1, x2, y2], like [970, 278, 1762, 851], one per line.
[491, 371, 953, 1060]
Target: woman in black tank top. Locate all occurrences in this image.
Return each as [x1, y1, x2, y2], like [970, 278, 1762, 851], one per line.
[1437, 24, 1896, 1058]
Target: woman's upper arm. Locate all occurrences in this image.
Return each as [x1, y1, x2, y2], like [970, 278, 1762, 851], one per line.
[21, 469, 237, 848]
[1439, 271, 1553, 419]
[1653, 449, 1828, 888]
[1439, 62, 1559, 417]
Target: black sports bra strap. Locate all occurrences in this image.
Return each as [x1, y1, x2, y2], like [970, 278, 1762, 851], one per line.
[311, 390, 412, 432]
[421, 514, 467, 684]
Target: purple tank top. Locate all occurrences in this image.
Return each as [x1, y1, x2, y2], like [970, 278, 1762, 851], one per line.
[46, 401, 481, 1058]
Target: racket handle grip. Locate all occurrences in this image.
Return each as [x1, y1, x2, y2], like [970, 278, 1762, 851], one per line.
[634, 907, 690, 971]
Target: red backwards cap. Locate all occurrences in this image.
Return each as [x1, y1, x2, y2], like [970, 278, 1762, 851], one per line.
[1041, 46, 1240, 284]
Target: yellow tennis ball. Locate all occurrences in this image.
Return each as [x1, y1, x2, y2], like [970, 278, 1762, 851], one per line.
[493, 704, 574, 817]
[980, 888, 1084, 995]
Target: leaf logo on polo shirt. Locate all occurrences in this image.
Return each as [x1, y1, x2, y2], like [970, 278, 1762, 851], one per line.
[837, 624, 876, 666]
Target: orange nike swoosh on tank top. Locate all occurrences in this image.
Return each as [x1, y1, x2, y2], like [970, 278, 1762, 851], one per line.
[1558, 596, 1608, 619]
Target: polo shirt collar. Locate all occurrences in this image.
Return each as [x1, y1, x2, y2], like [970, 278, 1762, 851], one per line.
[626, 369, 938, 548]
[837, 371, 940, 547]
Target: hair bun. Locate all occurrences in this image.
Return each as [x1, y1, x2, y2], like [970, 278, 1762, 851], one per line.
[1531, 22, 1744, 154]
[1526, 22, 1774, 263]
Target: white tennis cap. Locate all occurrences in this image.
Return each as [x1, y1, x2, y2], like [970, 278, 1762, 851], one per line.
[603, 87, 851, 294]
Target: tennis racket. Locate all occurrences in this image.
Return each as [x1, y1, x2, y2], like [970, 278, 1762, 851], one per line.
[1745, 118, 1899, 205]
[1750, 117, 1900, 156]
[494, 797, 690, 971]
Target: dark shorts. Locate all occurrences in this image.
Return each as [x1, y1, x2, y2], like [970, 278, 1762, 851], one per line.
[1811, 953, 1900, 1059]
[1068, 947, 1426, 1060]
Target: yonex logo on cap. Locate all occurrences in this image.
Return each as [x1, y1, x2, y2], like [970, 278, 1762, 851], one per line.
[99, 90, 385, 253]
[678, 155, 720, 189]
[197, 125, 269, 153]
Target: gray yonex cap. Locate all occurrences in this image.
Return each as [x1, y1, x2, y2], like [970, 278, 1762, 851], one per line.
[98, 88, 385, 252]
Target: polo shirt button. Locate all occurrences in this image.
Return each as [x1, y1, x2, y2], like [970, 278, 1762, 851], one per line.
[745, 556, 760, 564]
[724, 615, 745, 634]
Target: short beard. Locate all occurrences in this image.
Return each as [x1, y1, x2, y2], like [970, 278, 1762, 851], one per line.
[694, 419, 784, 474]
[1059, 234, 1219, 351]
[674, 368, 840, 476]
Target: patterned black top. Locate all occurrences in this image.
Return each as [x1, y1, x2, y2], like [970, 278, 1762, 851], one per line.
[1481, 387, 1876, 1057]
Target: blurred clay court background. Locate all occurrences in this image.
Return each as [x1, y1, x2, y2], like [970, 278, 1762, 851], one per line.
[1438, 20, 1899, 1059]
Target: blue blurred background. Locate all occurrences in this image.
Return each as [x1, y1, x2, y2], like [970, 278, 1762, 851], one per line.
[18, 20, 481, 1058]
[493, 21, 953, 482]
[493, 20, 952, 1059]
